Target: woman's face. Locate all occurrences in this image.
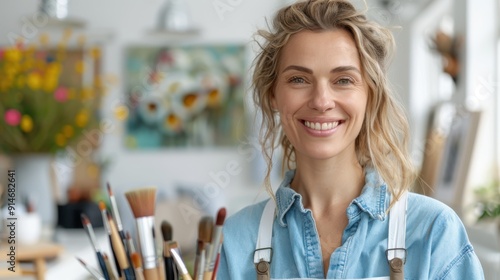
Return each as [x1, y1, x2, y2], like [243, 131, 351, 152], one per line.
[272, 29, 368, 161]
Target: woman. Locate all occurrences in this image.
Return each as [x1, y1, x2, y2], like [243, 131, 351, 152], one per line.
[218, 0, 484, 279]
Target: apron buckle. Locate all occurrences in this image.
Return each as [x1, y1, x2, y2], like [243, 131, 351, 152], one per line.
[385, 247, 407, 264]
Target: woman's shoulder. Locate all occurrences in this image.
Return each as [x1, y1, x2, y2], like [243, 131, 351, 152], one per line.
[407, 192, 456, 215]
[223, 198, 270, 236]
[406, 192, 466, 232]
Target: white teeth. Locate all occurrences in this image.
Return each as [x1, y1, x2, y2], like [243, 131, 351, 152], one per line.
[304, 121, 339, 131]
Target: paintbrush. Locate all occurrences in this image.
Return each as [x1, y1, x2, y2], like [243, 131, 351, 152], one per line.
[210, 234, 223, 280]
[77, 257, 106, 280]
[126, 231, 137, 254]
[169, 242, 193, 280]
[103, 253, 118, 280]
[160, 220, 177, 280]
[195, 240, 205, 280]
[107, 183, 130, 248]
[125, 187, 159, 280]
[99, 201, 122, 279]
[204, 208, 226, 280]
[107, 213, 136, 280]
[131, 252, 146, 280]
[81, 214, 111, 280]
[194, 216, 213, 279]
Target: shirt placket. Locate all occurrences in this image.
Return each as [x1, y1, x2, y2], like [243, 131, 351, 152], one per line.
[303, 209, 324, 278]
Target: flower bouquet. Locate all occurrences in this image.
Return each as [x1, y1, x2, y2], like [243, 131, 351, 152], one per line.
[0, 34, 103, 154]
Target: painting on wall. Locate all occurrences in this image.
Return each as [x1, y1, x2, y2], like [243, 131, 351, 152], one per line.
[123, 44, 247, 148]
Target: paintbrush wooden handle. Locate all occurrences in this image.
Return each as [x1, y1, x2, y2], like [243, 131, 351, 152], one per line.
[108, 235, 123, 278]
[108, 216, 134, 280]
[144, 268, 159, 280]
[157, 258, 166, 280]
[203, 272, 212, 280]
[182, 272, 194, 280]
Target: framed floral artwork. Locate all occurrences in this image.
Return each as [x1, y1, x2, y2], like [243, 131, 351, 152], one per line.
[123, 44, 247, 148]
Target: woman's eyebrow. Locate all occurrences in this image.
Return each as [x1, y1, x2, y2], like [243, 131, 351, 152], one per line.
[330, 66, 361, 74]
[281, 65, 313, 74]
[281, 65, 361, 75]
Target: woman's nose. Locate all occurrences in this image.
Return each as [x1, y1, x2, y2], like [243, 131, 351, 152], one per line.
[308, 83, 335, 112]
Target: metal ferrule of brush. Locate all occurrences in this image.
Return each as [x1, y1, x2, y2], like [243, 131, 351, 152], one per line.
[136, 216, 157, 269]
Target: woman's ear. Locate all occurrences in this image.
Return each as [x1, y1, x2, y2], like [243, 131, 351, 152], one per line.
[270, 94, 277, 112]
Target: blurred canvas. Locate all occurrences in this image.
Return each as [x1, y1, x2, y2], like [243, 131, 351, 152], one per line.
[124, 44, 247, 148]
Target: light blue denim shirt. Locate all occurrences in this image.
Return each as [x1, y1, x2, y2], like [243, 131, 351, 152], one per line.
[218, 168, 484, 279]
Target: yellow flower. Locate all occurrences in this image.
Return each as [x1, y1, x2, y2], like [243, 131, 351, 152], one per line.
[75, 110, 89, 127]
[42, 77, 58, 93]
[27, 72, 42, 90]
[113, 105, 129, 120]
[46, 62, 62, 75]
[20, 115, 33, 132]
[55, 133, 66, 147]
[5, 64, 20, 77]
[22, 59, 35, 72]
[62, 125, 74, 138]
[4, 49, 21, 62]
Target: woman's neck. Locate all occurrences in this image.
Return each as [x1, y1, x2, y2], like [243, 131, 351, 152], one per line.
[290, 154, 365, 213]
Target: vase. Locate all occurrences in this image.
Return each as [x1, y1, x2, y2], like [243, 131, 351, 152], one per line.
[10, 154, 60, 228]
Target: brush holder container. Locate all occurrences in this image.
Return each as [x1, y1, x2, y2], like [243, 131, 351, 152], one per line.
[17, 212, 42, 245]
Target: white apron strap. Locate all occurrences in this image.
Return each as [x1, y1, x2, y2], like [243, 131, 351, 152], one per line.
[386, 191, 408, 280]
[254, 198, 276, 280]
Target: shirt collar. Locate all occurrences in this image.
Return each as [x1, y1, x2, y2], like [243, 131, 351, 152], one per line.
[275, 167, 389, 227]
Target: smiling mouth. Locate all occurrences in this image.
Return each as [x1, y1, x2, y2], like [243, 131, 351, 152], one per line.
[303, 120, 342, 131]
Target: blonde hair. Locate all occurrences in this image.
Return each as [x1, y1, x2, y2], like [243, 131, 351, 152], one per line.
[252, 0, 416, 201]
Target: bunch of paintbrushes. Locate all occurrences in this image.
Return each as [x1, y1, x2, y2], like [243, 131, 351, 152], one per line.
[77, 183, 227, 280]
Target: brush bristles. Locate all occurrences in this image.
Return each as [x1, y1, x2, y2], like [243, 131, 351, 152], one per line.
[107, 182, 113, 196]
[161, 220, 172, 242]
[196, 240, 204, 254]
[99, 201, 106, 211]
[215, 207, 227, 226]
[199, 216, 214, 243]
[131, 252, 142, 269]
[124, 187, 157, 218]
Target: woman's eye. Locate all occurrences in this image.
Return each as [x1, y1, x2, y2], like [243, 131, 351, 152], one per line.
[336, 78, 353, 85]
[288, 76, 306, 84]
